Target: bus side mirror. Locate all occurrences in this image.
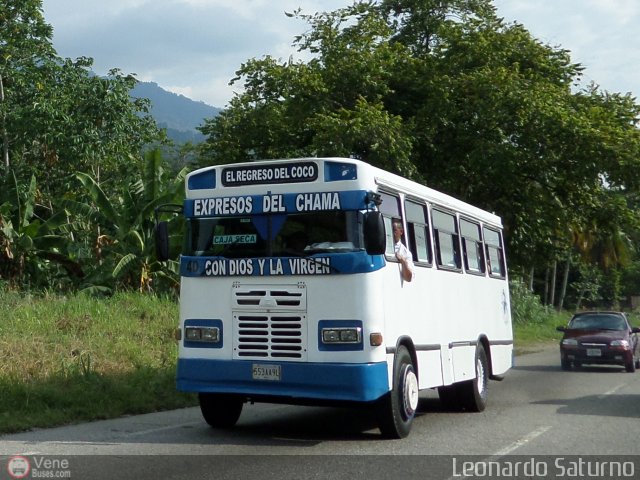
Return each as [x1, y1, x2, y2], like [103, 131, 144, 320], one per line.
[155, 221, 170, 261]
[364, 211, 386, 255]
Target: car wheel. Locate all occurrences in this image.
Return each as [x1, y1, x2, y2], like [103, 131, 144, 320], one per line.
[377, 345, 419, 439]
[199, 393, 244, 428]
[625, 359, 636, 373]
[561, 358, 571, 371]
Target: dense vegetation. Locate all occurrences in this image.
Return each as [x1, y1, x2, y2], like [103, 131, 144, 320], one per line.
[2, 0, 640, 310]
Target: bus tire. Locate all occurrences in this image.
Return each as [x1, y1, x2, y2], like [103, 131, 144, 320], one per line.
[199, 393, 244, 428]
[458, 345, 489, 412]
[377, 346, 419, 439]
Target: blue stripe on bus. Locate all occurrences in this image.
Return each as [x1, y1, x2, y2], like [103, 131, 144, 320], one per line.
[188, 170, 216, 190]
[324, 161, 358, 181]
[183, 190, 371, 217]
[179, 252, 385, 277]
[176, 359, 389, 402]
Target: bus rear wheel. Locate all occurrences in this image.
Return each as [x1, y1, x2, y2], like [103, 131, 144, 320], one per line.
[457, 345, 489, 412]
[199, 393, 244, 428]
[377, 346, 419, 439]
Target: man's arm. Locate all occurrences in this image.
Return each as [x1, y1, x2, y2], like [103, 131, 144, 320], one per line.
[396, 249, 414, 282]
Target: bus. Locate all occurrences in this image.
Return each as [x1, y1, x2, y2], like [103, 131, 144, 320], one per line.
[155, 157, 513, 438]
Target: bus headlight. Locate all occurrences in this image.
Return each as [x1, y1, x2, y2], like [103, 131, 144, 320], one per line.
[185, 326, 220, 343]
[322, 327, 362, 344]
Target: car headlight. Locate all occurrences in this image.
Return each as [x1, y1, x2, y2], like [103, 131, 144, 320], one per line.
[562, 338, 578, 346]
[610, 339, 630, 348]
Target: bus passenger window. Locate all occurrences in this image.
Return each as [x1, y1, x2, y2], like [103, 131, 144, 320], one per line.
[432, 209, 461, 270]
[405, 200, 432, 264]
[378, 192, 401, 257]
[460, 219, 484, 274]
[484, 227, 506, 278]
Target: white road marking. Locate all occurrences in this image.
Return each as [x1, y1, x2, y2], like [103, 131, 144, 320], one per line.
[597, 383, 625, 399]
[492, 425, 552, 457]
[120, 421, 203, 437]
[443, 426, 552, 480]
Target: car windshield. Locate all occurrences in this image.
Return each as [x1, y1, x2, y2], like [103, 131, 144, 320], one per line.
[184, 210, 364, 258]
[568, 314, 627, 331]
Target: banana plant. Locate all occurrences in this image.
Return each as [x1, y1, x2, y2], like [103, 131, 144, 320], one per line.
[74, 149, 186, 292]
[0, 171, 81, 288]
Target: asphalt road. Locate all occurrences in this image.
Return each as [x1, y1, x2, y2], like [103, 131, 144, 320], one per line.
[1, 344, 639, 479]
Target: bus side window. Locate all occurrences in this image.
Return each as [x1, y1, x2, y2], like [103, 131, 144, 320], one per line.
[378, 192, 401, 257]
[432, 209, 461, 270]
[460, 219, 484, 274]
[405, 200, 432, 265]
[484, 227, 506, 278]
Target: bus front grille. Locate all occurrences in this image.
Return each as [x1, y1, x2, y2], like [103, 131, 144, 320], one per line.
[232, 284, 307, 310]
[233, 313, 307, 360]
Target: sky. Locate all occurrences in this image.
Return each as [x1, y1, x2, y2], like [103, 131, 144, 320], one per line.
[41, 0, 640, 108]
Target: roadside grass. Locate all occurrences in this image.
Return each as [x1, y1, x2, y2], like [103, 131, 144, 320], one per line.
[513, 308, 567, 354]
[0, 290, 196, 434]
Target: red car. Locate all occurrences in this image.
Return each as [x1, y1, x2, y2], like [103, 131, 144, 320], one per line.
[557, 311, 640, 372]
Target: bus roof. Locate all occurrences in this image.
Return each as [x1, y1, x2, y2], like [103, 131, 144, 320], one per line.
[186, 157, 503, 228]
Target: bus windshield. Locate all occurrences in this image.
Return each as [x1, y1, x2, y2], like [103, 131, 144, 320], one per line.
[184, 210, 364, 258]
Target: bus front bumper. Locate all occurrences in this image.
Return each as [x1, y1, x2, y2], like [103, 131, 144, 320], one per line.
[176, 358, 389, 403]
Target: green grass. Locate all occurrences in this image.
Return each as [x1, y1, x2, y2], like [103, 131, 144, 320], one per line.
[0, 290, 196, 434]
[513, 307, 567, 354]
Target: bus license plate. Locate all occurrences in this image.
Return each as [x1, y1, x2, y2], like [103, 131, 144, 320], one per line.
[252, 364, 281, 381]
[587, 348, 601, 357]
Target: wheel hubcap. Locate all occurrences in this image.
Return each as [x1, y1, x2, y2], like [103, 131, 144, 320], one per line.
[476, 357, 486, 395]
[402, 366, 419, 417]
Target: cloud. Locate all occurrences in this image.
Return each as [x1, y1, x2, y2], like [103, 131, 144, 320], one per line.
[44, 0, 640, 106]
[43, 0, 347, 106]
[494, 0, 640, 98]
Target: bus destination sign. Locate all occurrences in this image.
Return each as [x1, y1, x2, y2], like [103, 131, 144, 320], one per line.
[222, 162, 318, 187]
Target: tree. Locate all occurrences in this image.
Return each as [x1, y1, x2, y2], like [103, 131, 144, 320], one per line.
[199, 2, 417, 175]
[0, 0, 56, 170]
[1, 1, 165, 201]
[0, 0, 172, 292]
[197, 0, 640, 282]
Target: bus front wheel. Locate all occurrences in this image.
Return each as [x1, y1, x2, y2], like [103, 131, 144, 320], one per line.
[377, 345, 419, 439]
[198, 393, 244, 428]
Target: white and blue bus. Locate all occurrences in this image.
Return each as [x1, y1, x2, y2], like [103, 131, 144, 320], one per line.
[155, 157, 513, 438]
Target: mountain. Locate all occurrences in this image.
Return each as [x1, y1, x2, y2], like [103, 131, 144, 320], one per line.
[131, 81, 221, 144]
